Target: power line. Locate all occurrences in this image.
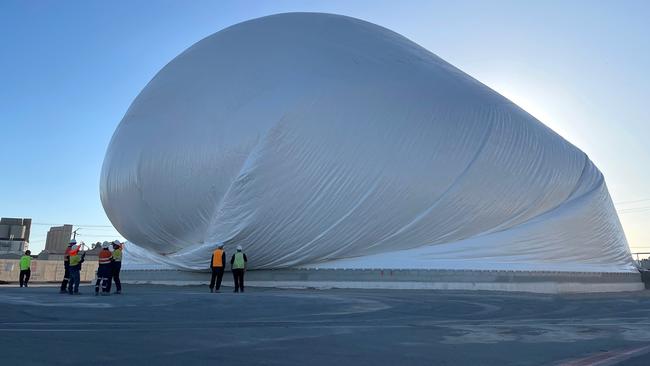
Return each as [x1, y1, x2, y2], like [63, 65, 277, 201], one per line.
[77, 228, 121, 232]
[617, 207, 650, 214]
[32, 222, 113, 227]
[617, 204, 650, 211]
[615, 198, 650, 205]
[618, 208, 650, 212]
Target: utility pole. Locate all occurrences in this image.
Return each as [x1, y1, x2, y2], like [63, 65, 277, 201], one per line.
[72, 228, 81, 240]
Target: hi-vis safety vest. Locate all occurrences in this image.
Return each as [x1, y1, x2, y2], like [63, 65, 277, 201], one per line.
[212, 249, 224, 267]
[233, 252, 245, 269]
[20, 255, 31, 270]
[69, 254, 81, 267]
[99, 250, 112, 265]
[112, 248, 122, 262]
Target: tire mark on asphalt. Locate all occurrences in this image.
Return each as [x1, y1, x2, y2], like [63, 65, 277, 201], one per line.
[554, 344, 650, 366]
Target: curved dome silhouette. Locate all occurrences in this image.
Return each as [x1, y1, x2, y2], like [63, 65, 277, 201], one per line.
[100, 12, 635, 272]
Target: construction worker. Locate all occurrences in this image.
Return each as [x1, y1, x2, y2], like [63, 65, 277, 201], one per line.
[230, 245, 247, 293]
[67, 244, 85, 295]
[60, 239, 75, 293]
[111, 240, 122, 294]
[95, 242, 113, 296]
[209, 243, 226, 293]
[19, 250, 32, 288]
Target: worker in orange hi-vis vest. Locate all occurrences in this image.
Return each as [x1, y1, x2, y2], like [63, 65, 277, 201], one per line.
[209, 244, 226, 293]
[95, 242, 113, 296]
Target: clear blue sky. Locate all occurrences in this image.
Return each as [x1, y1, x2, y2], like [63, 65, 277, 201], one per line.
[1, 0, 648, 254]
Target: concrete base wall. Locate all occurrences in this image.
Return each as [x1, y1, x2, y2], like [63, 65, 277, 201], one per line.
[121, 268, 645, 294]
[0, 259, 98, 283]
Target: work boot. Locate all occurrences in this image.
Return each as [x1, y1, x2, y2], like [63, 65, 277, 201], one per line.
[210, 288, 214, 293]
[59, 290, 67, 294]
[233, 289, 239, 293]
[115, 291, 121, 295]
[95, 292, 99, 296]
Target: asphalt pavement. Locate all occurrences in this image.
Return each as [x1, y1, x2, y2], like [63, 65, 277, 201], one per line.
[1, 284, 650, 365]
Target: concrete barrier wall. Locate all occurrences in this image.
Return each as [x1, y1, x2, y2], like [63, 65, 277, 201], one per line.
[121, 268, 645, 294]
[3, 261, 641, 293]
[0, 259, 99, 283]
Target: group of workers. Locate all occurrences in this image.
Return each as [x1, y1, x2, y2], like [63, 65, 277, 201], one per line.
[58, 239, 123, 295]
[19, 239, 249, 293]
[94, 240, 123, 295]
[209, 244, 248, 293]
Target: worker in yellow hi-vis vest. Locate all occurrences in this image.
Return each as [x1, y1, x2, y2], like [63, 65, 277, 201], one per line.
[60, 240, 75, 294]
[68, 245, 86, 295]
[230, 245, 247, 293]
[209, 244, 226, 293]
[111, 240, 123, 294]
[19, 250, 31, 288]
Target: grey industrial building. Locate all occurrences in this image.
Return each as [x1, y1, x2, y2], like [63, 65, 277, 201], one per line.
[45, 224, 73, 253]
[0, 217, 31, 257]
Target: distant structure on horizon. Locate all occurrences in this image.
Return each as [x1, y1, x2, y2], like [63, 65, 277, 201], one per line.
[0, 217, 31, 257]
[37, 224, 105, 260]
[44, 224, 73, 254]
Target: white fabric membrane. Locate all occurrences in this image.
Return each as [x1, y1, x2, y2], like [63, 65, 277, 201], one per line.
[100, 13, 636, 272]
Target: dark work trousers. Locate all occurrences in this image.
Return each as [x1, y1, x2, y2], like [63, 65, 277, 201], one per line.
[232, 269, 245, 292]
[19, 269, 31, 287]
[68, 267, 81, 294]
[95, 264, 112, 294]
[60, 263, 70, 292]
[209, 267, 224, 290]
[112, 262, 122, 292]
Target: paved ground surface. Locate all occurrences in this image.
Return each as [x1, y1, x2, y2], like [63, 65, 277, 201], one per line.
[1, 284, 650, 365]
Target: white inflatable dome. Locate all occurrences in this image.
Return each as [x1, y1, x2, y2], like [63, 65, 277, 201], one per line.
[100, 12, 636, 272]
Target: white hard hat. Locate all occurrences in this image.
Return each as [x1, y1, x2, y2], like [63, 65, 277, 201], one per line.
[69, 239, 77, 245]
[236, 245, 242, 251]
[101, 242, 110, 249]
[71, 244, 79, 251]
[113, 240, 121, 245]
